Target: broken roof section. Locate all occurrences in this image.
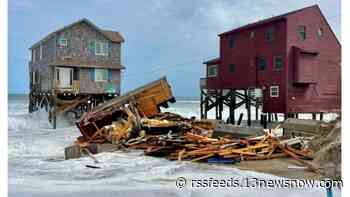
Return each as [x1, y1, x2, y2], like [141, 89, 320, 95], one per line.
[30, 18, 124, 49]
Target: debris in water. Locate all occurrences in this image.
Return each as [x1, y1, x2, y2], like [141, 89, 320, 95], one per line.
[85, 165, 102, 169]
[64, 77, 330, 175]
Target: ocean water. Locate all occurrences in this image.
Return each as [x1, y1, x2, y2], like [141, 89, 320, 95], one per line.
[8, 95, 340, 197]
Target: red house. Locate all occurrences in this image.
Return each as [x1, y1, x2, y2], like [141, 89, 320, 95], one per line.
[202, 5, 340, 120]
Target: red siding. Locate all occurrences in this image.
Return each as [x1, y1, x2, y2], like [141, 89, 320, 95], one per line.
[205, 5, 340, 113]
[286, 6, 341, 113]
[207, 20, 287, 113]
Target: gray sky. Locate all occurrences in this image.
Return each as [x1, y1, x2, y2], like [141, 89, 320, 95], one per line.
[8, 0, 340, 96]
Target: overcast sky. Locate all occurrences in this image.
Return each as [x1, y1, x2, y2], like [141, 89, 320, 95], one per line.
[8, 0, 341, 96]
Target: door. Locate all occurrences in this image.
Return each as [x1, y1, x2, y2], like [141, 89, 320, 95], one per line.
[56, 67, 73, 88]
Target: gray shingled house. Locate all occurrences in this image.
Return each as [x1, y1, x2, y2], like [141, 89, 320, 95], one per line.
[28, 18, 125, 128]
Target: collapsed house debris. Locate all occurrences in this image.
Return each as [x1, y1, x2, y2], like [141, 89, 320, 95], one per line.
[63, 77, 338, 177]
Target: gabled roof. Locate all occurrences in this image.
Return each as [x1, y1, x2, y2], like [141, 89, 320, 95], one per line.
[219, 4, 319, 37]
[30, 18, 124, 49]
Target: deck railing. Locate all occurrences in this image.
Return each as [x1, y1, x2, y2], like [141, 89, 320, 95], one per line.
[53, 79, 120, 95]
[53, 80, 80, 93]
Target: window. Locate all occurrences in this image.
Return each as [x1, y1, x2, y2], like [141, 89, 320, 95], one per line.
[31, 71, 36, 84]
[317, 28, 323, 38]
[298, 25, 306, 40]
[32, 49, 36, 62]
[58, 37, 68, 47]
[270, 86, 279, 97]
[89, 40, 109, 56]
[207, 65, 218, 77]
[94, 68, 109, 81]
[73, 68, 79, 80]
[56, 69, 59, 80]
[95, 41, 108, 56]
[229, 37, 235, 48]
[257, 57, 267, 71]
[39, 45, 43, 60]
[273, 56, 283, 71]
[250, 31, 255, 39]
[228, 64, 236, 72]
[69, 69, 73, 85]
[265, 27, 274, 41]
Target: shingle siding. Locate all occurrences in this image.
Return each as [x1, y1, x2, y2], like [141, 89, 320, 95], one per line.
[79, 68, 121, 95]
[55, 22, 121, 65]
[29, 20, 123, 94]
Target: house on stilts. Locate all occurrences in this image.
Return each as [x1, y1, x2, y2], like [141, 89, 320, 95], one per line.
[28, 18, 125, 128]
[200, 5, 341, 126]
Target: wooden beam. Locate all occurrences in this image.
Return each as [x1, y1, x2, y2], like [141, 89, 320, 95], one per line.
[237, 113, 243, 125]
[245, 90, 251, 126]
[52, 94, 57, 129]
[229, 90, 236, 124]
[200, 90, 204, 119]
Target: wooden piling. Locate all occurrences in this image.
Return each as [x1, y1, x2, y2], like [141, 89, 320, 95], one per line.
[237, 113, 243, 125]
[229, 90, 236, 124]
[263, 113, 267, 129]
[200, 90, 203, 119]
[245, 90, 251, 126]
[218, 90, 223, 120]
[52, 94, 57, 129]
[312, 113, 316, 120]
[204, 95, 208, 119]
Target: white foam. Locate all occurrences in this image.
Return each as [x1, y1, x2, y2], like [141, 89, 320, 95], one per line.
[8, 96, 341, 197]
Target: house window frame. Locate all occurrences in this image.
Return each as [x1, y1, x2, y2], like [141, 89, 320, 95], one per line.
[55, 68, 60, 81]
[257, 57, 267, 71]
[31, 71, 36, 84]
[250, 31, 255, 39]
[228, 37, 235, 49]
[273, 56, 283, 71]
[228, 64, 236, 72]
[95, 41, 108, 56]
[265, 27, 274, 42]
[32, 49, 36, 62]
[94, 68, 109, 81]
[298, 25, 307, 40]
[207, 65, 218, 77]
[317, 28, 323, 39]
[270, 85, 279, 97]
[39, 45, 43, 60]
[58, 37, 68, 47]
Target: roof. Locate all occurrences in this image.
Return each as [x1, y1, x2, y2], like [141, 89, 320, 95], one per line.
[30, 18, 124, 49]
[203, 57, 221, 64]
[49, 60, 125, 70]
[101, 30, 124, 43]
[219, 4, 318, 37]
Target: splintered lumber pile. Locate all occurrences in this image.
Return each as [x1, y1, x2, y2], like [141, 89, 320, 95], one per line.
[71, 103, 314, 169]
[67, 77, 316, 172]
